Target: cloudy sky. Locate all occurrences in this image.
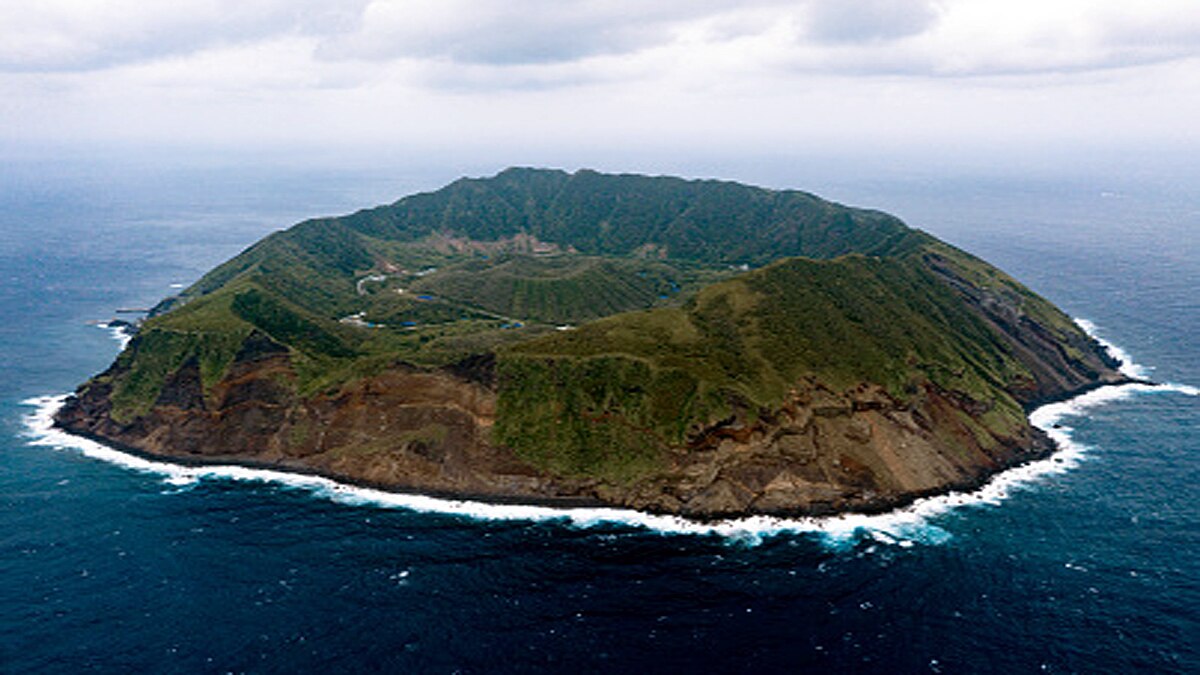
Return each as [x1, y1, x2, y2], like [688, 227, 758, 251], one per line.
[3, 0, 1198, 171]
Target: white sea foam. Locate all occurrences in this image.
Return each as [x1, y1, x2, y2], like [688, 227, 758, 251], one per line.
[1075, 317, 1151, 379]
[20, 321, 1195, 547]
[20, 394, 938, 546]
[97, 322, 133, 350]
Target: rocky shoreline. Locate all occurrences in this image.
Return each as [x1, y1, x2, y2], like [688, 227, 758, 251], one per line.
[52, 343, 1132, 521]
[46, 385, 1093, 522]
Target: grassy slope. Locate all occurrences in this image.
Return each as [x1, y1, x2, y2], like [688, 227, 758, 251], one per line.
[495, 251, 1034, 480]
[408, 255, 731, 324]
[114, 169, 918, 419]
[325, 167, 914, 265]
[113, 251, 735, 418]
[92, 168, 1102, 483]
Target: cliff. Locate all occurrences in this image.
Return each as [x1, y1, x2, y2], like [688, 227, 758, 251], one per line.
[55, 168, 1127, 518]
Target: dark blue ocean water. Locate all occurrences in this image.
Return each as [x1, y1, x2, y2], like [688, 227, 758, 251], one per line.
[1, 155, 1196, 673]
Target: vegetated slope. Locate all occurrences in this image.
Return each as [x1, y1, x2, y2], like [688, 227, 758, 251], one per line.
[120, 167, 921, 420]
[163, 166, 913, 314]
[55, 168, 1127, 518]
[334, 167, 914, 263]
[407, 255, 726, 325]
[496, 252, 1032, 479]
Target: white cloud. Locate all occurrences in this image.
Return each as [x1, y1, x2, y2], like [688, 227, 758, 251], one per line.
[4, 0, 1199, 78]
[801, 0, 938, 44]
[314, 0, 795, 66]
[1, 1, 1197, 156]
[0, 0, 368, 71]
[296, 0, 1200, 94]
[909, 0, 1200, 75]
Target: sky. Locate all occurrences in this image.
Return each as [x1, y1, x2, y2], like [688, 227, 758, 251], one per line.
[2, 1, 1199, 178]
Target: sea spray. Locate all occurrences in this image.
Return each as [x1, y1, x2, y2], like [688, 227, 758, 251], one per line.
[22, 321, 1195, 547]
[1076, 317, 1151, 380]
[97, 321, 133, 350]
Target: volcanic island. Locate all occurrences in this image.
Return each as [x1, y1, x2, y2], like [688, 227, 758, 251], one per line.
[55, 168, 1127, 518]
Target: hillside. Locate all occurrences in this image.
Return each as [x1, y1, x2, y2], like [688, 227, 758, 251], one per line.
[55, 168, 1127, 517]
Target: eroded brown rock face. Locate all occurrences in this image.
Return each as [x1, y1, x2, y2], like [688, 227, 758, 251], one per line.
[56, 337, 594, 505]
[621, 381, 1054, 517]
[923, 251, 1127, 404]
[55, 330, 1077, 519]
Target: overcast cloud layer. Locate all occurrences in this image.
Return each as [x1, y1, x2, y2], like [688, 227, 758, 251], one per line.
[2, 1, 1198, 160]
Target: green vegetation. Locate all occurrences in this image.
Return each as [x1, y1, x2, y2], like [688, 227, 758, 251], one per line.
[329, 167, 915, 266]
[97, 168, 1102, 482]
[106, 327, 250, 422]
[495, 356, 689, 480]
[494, 253, 1034, 478]
[408, 255, 730, 324]
[920, 240, 1089, 357]
[231, 288, 356, 358]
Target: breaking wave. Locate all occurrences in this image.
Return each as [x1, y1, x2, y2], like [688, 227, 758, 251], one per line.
[1075, 317, 1151, 380]
[21, 320, 1195, 547]
[97, 321, 134, 350]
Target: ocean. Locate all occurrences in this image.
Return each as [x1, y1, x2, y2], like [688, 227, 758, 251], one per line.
[1, 154, 1196, 673]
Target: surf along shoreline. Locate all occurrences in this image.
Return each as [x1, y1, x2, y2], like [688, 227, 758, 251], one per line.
[44, 381, 1118, 511]
[26, 318, 1190, 541]
[37, 374, 1135, 517]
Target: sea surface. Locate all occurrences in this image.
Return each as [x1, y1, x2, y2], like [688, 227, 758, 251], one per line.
[1, 155, 1196, 673]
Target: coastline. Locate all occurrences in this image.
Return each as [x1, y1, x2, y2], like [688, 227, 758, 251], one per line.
[26, 373, 1195, 544]
[23, 317, 1194, 544]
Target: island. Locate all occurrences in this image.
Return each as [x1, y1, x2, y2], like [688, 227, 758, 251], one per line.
[55, 168, 1127, 518]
